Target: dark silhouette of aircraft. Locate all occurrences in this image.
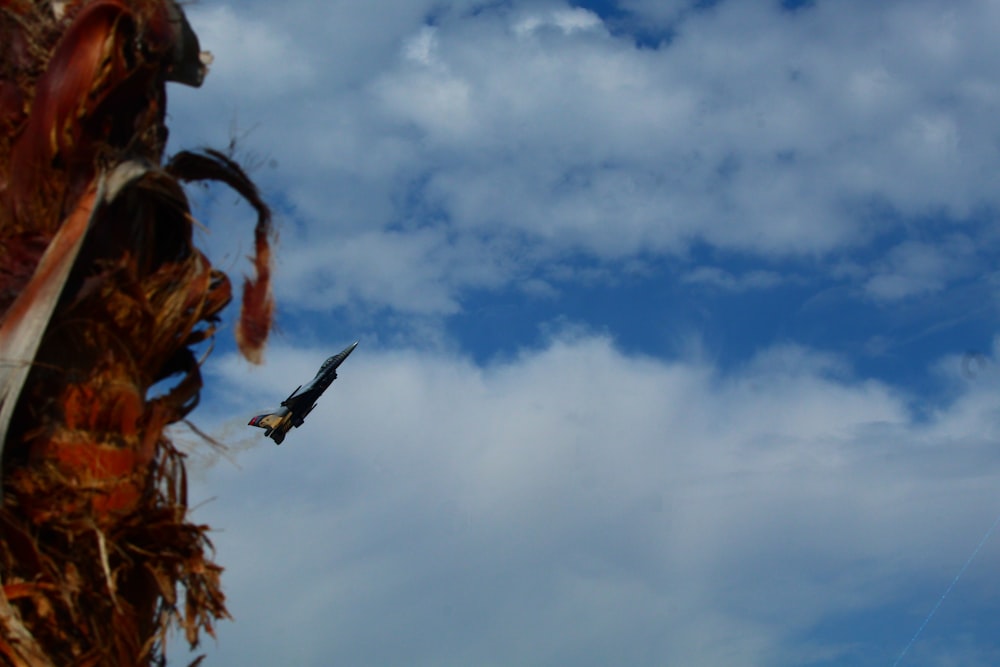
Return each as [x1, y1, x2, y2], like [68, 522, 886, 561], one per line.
[248, 341, 358, 444]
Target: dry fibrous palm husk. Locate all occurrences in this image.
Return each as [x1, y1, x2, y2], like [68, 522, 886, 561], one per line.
[0, 1, 274, 664]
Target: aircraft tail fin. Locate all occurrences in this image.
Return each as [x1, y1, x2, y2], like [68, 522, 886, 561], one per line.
[248, 411, 285, 431]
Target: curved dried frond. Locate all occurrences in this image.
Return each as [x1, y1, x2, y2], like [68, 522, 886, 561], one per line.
[167, 149, 274, 364]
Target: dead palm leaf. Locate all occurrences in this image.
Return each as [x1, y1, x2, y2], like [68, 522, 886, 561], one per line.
[1, 1, 274, 663]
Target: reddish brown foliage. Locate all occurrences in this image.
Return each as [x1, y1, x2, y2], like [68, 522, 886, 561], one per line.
[0, 1, 274, 664]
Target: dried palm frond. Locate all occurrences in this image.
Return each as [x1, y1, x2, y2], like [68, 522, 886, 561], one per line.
[0, 1, 274, 664]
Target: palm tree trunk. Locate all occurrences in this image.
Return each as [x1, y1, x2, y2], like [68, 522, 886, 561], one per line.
[0, 2, 274, 663]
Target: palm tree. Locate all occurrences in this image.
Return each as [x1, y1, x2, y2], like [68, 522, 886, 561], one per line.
[0, 1, 274, 663]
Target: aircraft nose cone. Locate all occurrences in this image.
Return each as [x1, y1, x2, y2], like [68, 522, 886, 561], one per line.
[331, 340, 359, 368]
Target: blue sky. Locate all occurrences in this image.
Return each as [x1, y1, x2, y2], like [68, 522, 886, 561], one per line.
[163, 1, 1000, 665]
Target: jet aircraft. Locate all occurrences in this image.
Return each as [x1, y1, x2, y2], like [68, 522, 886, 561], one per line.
[248, 341, 358, 444]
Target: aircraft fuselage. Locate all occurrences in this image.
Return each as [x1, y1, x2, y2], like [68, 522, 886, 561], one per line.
[248, 341, 357, 445]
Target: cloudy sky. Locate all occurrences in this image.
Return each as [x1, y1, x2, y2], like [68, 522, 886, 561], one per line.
[163, 1, 1000, 665]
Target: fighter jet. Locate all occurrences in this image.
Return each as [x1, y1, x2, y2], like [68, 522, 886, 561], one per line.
[248, 341, 358, 445]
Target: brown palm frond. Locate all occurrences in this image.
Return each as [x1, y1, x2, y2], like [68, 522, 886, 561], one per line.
[0, 1, 274, 664]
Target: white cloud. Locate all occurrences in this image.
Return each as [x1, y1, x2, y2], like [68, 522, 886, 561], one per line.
[180, 334, 1000, 666]
[186, 5, 316, 101]
[270, 228, 516, 314]
[864, 236, 978, 301]
[402, 25, 440, 67]
[165, 0, 1000, 315]
[513, 7, 604, 37]
[617, 0, 699, 27]
[374, 30, 478, 140]
[682, 266, 785, 291]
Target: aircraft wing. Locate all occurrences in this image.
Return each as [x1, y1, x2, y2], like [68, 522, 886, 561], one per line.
[280, 383, 321, 414]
